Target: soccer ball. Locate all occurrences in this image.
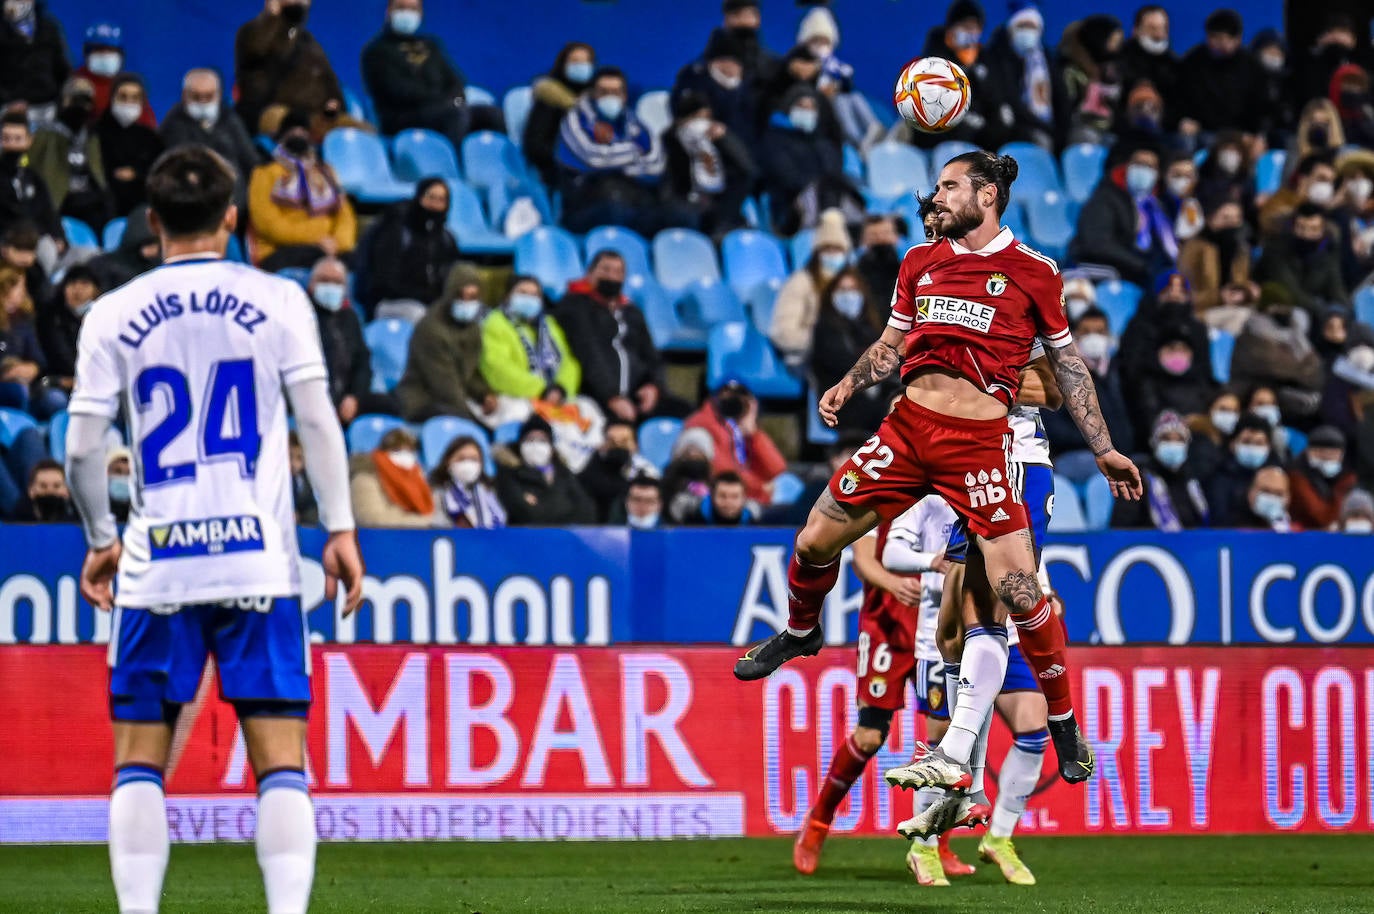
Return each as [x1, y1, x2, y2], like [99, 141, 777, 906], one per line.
[893, 56, 972, 133]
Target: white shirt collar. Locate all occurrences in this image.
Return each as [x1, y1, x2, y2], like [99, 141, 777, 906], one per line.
[947, 226, 1015, 256]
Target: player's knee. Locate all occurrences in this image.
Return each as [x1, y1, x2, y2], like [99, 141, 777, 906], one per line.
[856, 706, 893, 747]
[795, 524, 840, 565]
[1013, 728, 1050, 756]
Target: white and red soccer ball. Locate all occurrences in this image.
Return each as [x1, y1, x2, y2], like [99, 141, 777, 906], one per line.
[893, 56, 972, 133]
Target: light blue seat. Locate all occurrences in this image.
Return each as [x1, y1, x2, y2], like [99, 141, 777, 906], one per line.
[514, 226, 583, 298]
[741, 196, 763, 229]
[493, 421, 523, 446]
[392, 129, 461, 181]
[1000, 141, 1062, 198]
[584, 225, 651, 280]
[1355, 285, 1374, 327]
[1210, 329, 1236, 384]
[806, 381, 838, 445]
[342, 86, 374, 126]
[464, 85, 497, 107]
[1083, 474, 1113, 531]
[1095, 279, 1144, 330]
[486, 175, 555, 230]
[47, 409, 69, 461]
[1255, 149, 1287, 196]
[461, 130, 526, 190]
[707, 321, 801, 398]
[865, 142, 930, 207]
[1047, 474, 1088, 532]
[652, 228, 720, 290]
[771, 470, 807, 506]
[420, 415, 492, 474]
[1002, 200, 1029, 240]
[275, 267, 310, 289]
[635, 90, 672, 139]
[931, 139, 978, 171]
[721, 228, 789, 300]
[1284, 427, 1308, 457]
[103, 217, 127, 251]
[445, 179, 514, 255]
[1062, 143, 1107, 204]
[843, 144, 865, 184]
[322, 127, 415, 203]
[638, 417, 683, 472]
[1027, 190, 1074, 262]
[347, 414, 408, 456]
[789, 228, 816, 269]
[503, 86, 533, 145]
[362, 318, 415, 393]
[225, 234, 247, 263]
[1053, 450, 1099, 485]
[62, 217, 98, 249]
[743, 276, 783, 337]
[678, 280, 746, 337]
[0, 407, 37, 449]
[625, 274, 691, 350]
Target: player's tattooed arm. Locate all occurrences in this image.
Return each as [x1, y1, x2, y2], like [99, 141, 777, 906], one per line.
[1045, 341, 1114, 457]
[843, 326, 907, 394]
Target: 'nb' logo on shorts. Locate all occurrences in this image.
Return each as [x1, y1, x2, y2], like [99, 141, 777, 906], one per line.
[964, 469, 1007, 509]
[149, 515, 264, 560]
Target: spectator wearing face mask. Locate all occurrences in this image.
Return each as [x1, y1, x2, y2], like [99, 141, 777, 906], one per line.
[661, 427, 714, 509]
[1338, 488, 1374, 534]
[674, 31, 759, 162]
[1112, 411, 1209, 530]
[86, 204, 158, 290]
[756, 41, 843, 152]
[1056, 13, 1125, 146]
[1255, 204, 1347, 319]
[357, 177, 459, 315]
[1261, 151, 1337, 238]
[288, 431, 318, 526]
[1329, 63, 1374, 148]
[578, 419, 659, 522]
[678, 470, 756, 527]
[351, 428, 444, 528]
[430, 435, 505, 530]
[1134, 327, 1216, 443]
[498, 415, 596, 527]
[1118, 271, 1213, 398]
[662, 90, 756, 240]
[73, 22, 155, 128]
[611, 474, 665, 530]
[9, 457, 74, 522]
[1230, 290, 1325, 426]
[481, 274, 580, 414]
[29, 76, 111, 232]
[1071, 142, 1176, 286]
[1176, 8, 1262, 136]
[1335, 152, 1374, 288]
[1206, 412, 1277, 526]
[0, 108, 61, 242]
[395, 263, 493, 424]
[160, 69, 262, 211]
[683, 378, 786, 505]
[714, 0, 780, 87]
[1044, 306, 1135, 456]
[770, 208, 850, 365]
[0, 0, 70, 119]
[760, 86, 858, 235]
[1159, 153, 1205, 241]
[308, 257, 395, 427]
[1194, 131, 1253, 214]
[362, 0, 474, 149]
[1251, 29, 1296, 148]
[1119, 5, 1178, 123]
[1297, 15, 1368, 108]
[982, 0, 1064, 151]
[235, 0, 350, 139]
[95, 73, 163, 217]
[1290, 99, 1345, 171]
[1239, 465, 1295, 531]
[910, 0, 995, 149]
[1285, 424, 1356, 530]
[811, 267, 889, 434]
[105, 445, 131, 524]
[524, 42, 596, 188]
[1178, 200, 1254, 313]
[36, 263, 99, 398]
[1190, 386, 1244, 473]
[796, 7, 883, 153]
[854, 214, 902, 305]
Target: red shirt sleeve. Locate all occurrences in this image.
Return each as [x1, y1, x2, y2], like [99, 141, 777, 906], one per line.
[887, 243, 929, 333]
[1026, 258, 1072, 349]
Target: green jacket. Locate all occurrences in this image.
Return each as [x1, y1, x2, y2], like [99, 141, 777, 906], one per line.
[29, 124, 106, 210]
[480, 309, 581, 399]
[395, 300, 490, 422]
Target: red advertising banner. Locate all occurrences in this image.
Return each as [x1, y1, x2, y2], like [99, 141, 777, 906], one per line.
[3, 645, 1373, 841]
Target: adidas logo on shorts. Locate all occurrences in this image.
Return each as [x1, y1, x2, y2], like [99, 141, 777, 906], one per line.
[990, 507, 1010, 523]
[1038, 664, 1066, 679]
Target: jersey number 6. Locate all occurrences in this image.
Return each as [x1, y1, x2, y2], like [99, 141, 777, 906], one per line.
[136, 359, 262, 487]
[851, 435, 894, 480]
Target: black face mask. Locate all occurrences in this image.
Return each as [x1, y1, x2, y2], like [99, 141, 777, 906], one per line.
[1268, 306, 1295, 326]
[717, 393, 746, 420]
[59, 103, 91, 131]
[282, 134, 311, 156]
[603, 447, 632, 470]
[1308, 126, 1330, 148]
[0, 150, 20, 171]
[728, 25, 758, 45]
[1292, 236, 1321, 258]
[32, 494, 69, 521]
[280, 2, 308, 25]
[595, 278, 623, 300]
[861, 244, 899, 267]
[676, 457, 712, 481]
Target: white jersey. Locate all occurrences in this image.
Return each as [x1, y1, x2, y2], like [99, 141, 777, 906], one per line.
[1010, 338, 1052, 467]
[884, 496, 957, 662]
[69, 258, 327, 607]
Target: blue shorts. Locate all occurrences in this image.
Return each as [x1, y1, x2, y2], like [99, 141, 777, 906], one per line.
[914, 657, 949, 720]
[1003, 643, 1038, 693]
[108, 596, 311, 723]
[945, 463, 1054, 562]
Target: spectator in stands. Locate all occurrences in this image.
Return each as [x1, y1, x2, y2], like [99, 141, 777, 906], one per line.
[96, 74, 163, 217]
[1336, 151, 1374, 287]
[1252, 29, 1296, 147]
[1118, 270, 1211, 389]
[1287, 424, 1356, 530]
[1044, 306, 1135, 456]
[1206, 412, 1278, 526]
[1190, 386, 1243, 471]
[1061, 274, 1097, 322]
[1260, 151, 1337, 237]
[235, 0, 348, 139]
[35, 263, 97, 401]
[1255, 203, 1347, 318]
[1119, 5, 1178, 123]
[308, 257, 391, 426]
[983, 0, 1063, 151]
[1111, 410, 1209, 530]
[0, 414, 43, 516]
[716, 0, 779, 87]
[1339, 488, 1374, 534]
[556, 251, 675, 422]
[481, 274, 580, 410]
[770, 207, 850, 364]
[429, 435, 506, 529]
[0, 222, 49, 305]
[678, 470, 755, 526]
[555, 66, 666, 237]
[1056, 13, 1124, 146]
[661, 427, 714, 514]
[1291, 99, 1343, 168]
[1070, 142, 1176, 286]
[662, 90, 755, 239]
[796, 7, 883, 152]
[674, 31, 759, 160]
[289, 431, 318, 526]
[106, 446, 130, 524]
[350, 427, 442, 528]
[683, 378, 786, 505]
[497, 414, 596, 526]
[1116, 80, 1169, 151]
[913, 0, 996, 149]
[1238, 465, 1295, 531]
[160, 69, 261, 211]
[0, 263, 44, 411]
[756, 43, 839, 153]
[1160, 153, 1204, 241]
[0, 0, 70, 120]
[0, 108, 61, 240]
[760, 86, 858, 235]
[248, 112, 356, 270]
[1132, 325, 1215, 443]
[1330, 64, 1374, 148]
[360, 178, 459, 312]
[578, 418, 657, 522]
[811, 267, 888, 434]
[1231, 289, 1325, 427]
[9, 458, 74, 523]
[1178, 200, 1254, 312]
[1176, 9, 1261, 136]
[1194, 131, 1253, 213]
[87, 204, 158, 289]
[1297, 15, 1366, 106]
[394, 263, 493, 423]
[855, 214, 902, 305]
[30, 77, 111, 232]
[611, 473, 664, 529]
[362, 0, 474, 148]
[73, 22, 154, 128]
[524, 42, 596, 187]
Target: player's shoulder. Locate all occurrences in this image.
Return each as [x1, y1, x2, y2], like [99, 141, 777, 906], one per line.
[1006, 236, 1061, 279]
[900, 239, 941, 268]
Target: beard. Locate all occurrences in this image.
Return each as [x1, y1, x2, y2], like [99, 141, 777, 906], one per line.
[935, 201, 984, 239]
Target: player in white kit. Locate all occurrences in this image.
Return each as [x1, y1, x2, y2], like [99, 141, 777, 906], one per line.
[66, 146, 364, 914]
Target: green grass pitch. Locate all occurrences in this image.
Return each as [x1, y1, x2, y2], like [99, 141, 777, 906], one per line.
[3, 835, 1370, 913]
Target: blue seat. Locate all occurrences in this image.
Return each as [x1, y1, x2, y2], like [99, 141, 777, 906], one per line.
[638, 417, 683, 472]
[1027, 190, 1074, 262]
[652, 228, 720, 290]
[743, 276, 784, 337]
[493, 420, 523, 446]
[1284, 426, 1307, 457]
[443, 179, 513, 255]
[865, 142, 930, 207]
[1355, 285, 1374, 327]
[47, 409, 69, 461]
[275, 266, 311, 289]
[103, 217, 127, 251]
[741, 196, 763, 230]
[62, 217, 98, 249]
[1062, 143, 1107, 204]
[584, 225, 652, 280]
[1095, 279, 1144, 330]
[420, 416, 493, 475]
[1255, 149, 1287, 196]
[843, 144, 866, 184]
[362, 318, 415, 393]
[721, 228, 789, 300]
[771, 470, 807, 506]
[624, 274, 690, 349]
[465, 86, 497, 107]
[0, 407, 37, 449]
[342, 86, 374, 126]
[514, 226, 584, 298]
[322, 127, 415, 203]
[225, 233, 247, 263]
[678, 280, 746, 337]
[789, 228, 816, 269]
[346, 414, 408, 456]
[1047, 474, 1088, 532]
[806, 381, 838, 445]
[707, 321, 801, 398]
[1053, 449, 1099, 485]
[461, 130, 526, 190]
[1000, 141, 1061, 198]
[931, 140, 978, 171]
[635, 90, 672, 139]
[1083, 474, 1113, 531]
[392, 129, 461, 181]
[503, 86, 533, 145]
[1001, 200, 1029, 240]
[1210, 329, 1236, 384]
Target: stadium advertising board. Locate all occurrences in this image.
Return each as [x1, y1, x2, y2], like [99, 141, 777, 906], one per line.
[3, 526, 1374, 646]
[2, 646, 1372, 842]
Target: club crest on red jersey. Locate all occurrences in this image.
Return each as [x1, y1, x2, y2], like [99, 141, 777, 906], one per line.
[839, 469, 861, 495]
[986, 272, 1009, 296]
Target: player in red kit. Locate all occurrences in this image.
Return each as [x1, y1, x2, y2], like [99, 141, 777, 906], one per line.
[734, 151, 1142, 788]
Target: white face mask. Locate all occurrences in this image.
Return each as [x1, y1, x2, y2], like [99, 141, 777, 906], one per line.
[1252, 491, 1287, 523]
[678, 117, 713, 144]
[1210, 408, 1239, 435]
[832, 288, 865, 319]
[1166, 175, 1194, 198]
[1346, 177, 1373, 206]
[1252, 403, 1282, 428]
[1307, 180, 1335, 206]
[87, 51, 121, 78]
[186, 100, 219, 123]
[312, 282, 345, 311]
[387, 449, 419, 471]
[521, 439, 554, 468]
[1077, 332, 1113, 361]
[449, 458, 482, 486]
[111, 101, 141, 127]
[709, 63, 742, 90]
[1138, 35, 1169, 55]
[627, 512, 660, 530]
[1343, 518, 1374, 534]
[389, 9, 421, 34]
[1217, 148, 1242, 174]
[595, 95, 625, 121]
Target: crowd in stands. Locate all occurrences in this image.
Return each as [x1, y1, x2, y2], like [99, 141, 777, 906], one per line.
[0, 0, 1373, 535]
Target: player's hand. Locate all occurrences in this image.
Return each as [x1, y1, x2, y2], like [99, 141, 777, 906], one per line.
[80, 541, 122, 611]
[930, 555, 951, 575]
[1096, 449, 1143, 501]
[322, 530, 365, 616]
[888, 575, 923, 607]
[818, 380, 854, 428]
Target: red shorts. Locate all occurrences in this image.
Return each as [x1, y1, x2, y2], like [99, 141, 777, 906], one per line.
[828, 397, 1030, 538]
[856, 587, 917, 711]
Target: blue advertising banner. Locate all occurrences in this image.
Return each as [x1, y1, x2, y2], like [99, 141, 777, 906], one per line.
[2, 525, 1372, 646]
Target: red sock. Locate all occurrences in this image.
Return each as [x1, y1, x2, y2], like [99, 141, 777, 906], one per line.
[1011, 596, 1075, 718]
[787, 551, 840, 632]
[811, 735, 875, 825]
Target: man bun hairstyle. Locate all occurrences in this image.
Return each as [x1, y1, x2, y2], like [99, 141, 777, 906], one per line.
[949, 149, 1018, 215]
[146, 145, 236, 239]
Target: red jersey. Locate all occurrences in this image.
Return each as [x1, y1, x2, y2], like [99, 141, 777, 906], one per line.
[888, 227, 1070, 406]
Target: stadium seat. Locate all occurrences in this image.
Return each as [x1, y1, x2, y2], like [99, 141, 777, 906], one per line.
[721, 228, 789, 300]
[61, 217, 98, 249]
[678, 280, 746, 338]
[806, 381, 838, 445]
[1255, 149, 1287, 196]
[1281, 426, 1306, 458]
[225, 233, 247, 263]
[1083, 474, 1113, 531]
[464, 85, 497, 107]
[1027, 190, 1074, 262]
[1355, 285, 1374, 327]
[635, 90, 671, 138]
[1053, 450, 1099, 485]
[445, 179, 515, 255]
[1001, 200, 1029, 241]
[46, 409, 69, 462]
[931, 139, 978, 170]
[789, 228, 816, 269]
[625, 274, 692, 350]
[1062, 143, 1107, 204]
[0, 407, 36, 450]
[1210, 329, 1236, 384]
[486, 174, 556, 231]
[999, 141, 1061, 198]
[322, 127, 415, 203]
[584, 225, 652, 280]
[341, 86, 374, 126]
[843, 144, 865, 184]
[707, 321, 801, 398]
[741, 196, 763, 229]
[493, 420, 523, 446]
[392, 129, 461, 181]
[652, 228, 721, 291]
[275, 267, 310, 289]
[771, 471, 807, 506]
[514, 226, 584, 298]
[638, 417, 682, 471]
[503, 86, 533, 144]
[1095, 279, 1144, 330]
[362, 318, 414, 393]
[461, 130, 527, 190]
[103, 217, 127, 251]
[1047, 475, 1088, 532]
[420, 416, 493, 474]
[743, 276, 784, 337]
[865, 142, 930, 208]
[346, 414, 408, 456]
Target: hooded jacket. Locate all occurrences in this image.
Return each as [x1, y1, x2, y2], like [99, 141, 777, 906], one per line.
[360, 180, 460, 306]
[394, 264, 490, 421]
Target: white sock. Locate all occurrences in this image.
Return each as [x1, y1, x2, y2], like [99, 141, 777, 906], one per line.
[969, 700, 995, 795]
[786, 626, 814, 638]
[943, 662, 961, 717]
[911, 787, 944, 848]
[256, 771, 316, 914]
[939, 629, 1008, 764]
[991, 734, 1047, 838]
[109, 768, 169, 914]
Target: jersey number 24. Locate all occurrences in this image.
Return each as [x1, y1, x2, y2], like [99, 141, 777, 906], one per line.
[136, 359, 261, 486]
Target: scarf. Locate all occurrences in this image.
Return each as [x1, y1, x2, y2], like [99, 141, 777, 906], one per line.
[270, 148, 342, 216]
[1135, 194, 1178, 260]
[725, 418, 748, 466]
[11, 9, 34, 39]
[1022, 46, 1053, 123]
[372, 451, 434, 515]
[442, 481, 506, 529]
[515, 315, 563, 384]
[1145, 470, 1209, 531]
